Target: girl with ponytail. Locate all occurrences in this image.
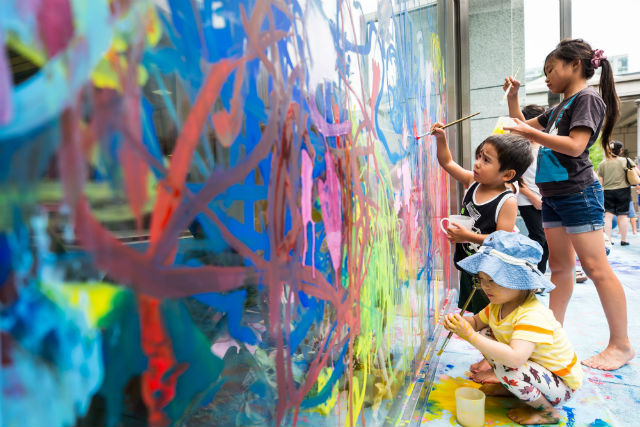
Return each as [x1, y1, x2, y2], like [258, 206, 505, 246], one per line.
[500, 39, 634, 371]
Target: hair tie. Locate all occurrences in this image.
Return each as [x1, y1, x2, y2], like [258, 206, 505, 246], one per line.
[591, 49, 606, 68]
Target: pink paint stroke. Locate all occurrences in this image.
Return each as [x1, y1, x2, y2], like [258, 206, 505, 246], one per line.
[0, 30, 13, 125]
[120, 83, 149, 232]
[37, 0, 75, 57]
[318, 149, 342, 273]
[73, 198, 253, 298]
[369, 60, 381, 138]
[149, 59, 236, 254]
[300, 150, 315, 276]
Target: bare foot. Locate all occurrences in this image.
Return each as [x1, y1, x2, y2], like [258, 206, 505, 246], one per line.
[469, 368, 500, 384]
[581, 345, 635, 371]
[470, 358, 491, 373]
[507, 406, 560, 425]
[480, 383, 513, 397]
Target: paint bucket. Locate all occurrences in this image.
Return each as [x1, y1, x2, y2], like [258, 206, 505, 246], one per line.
[491, 116, 517, 134]
[440, 215, 475, 234]
[455, 387, 485, 427]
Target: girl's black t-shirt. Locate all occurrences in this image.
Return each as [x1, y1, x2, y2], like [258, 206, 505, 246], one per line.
[535, 86, 605, 197]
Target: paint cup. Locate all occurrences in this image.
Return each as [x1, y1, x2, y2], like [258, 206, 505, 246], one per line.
[491, 116, 517, 134]
[455, 387, 485, 427]
[440, 215, 475, 234]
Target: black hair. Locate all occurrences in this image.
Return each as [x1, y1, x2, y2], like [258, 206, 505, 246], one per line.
[609, 141, 623, 156]
[475, 134, 533, 183]
[521, 104, 545, 121]
[545, 39, 620, 156]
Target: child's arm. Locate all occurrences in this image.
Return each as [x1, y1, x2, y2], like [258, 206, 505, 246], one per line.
[504, 121, 593, 157]
[431, 123, 474, 188]
[446, 196, 517, 244]
[519, 182, 542, 210]
[444, 313, 536, 368]
[504, 77, 544, 129]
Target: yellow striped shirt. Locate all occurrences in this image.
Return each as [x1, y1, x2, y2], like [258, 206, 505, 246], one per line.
[478, 293, 583, 389]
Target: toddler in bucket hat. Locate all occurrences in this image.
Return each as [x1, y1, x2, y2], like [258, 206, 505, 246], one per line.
[443, 231, 582, 425]
[457, 230, 554, 293]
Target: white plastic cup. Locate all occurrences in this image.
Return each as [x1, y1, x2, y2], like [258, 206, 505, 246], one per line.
[455, 387, 485, 427]
[491, 116, 517, 134]
[440, 215, 475, 234]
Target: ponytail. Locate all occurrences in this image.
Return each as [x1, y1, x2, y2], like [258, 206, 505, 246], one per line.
[598, 58, 620, 156]
[546, 39, 620, 156]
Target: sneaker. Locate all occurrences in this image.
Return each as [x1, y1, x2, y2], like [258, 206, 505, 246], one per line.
[621, 241, 630, 246]
[604, 236, 612, 256]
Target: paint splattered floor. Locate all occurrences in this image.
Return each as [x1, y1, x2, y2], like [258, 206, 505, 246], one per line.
[422, 229, 640, 426]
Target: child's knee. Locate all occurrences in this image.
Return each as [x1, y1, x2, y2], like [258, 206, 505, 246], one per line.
[493, 362, 517, 379]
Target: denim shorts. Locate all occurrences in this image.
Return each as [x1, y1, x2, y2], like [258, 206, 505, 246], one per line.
[541, 180, 605, 234]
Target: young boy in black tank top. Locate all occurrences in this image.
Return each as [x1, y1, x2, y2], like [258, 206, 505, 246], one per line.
[430, 123, 533, 314]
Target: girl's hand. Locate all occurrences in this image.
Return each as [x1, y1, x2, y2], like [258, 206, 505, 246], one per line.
[430, 122, 446, 145]
[443, 313, 476, 341]
[503, 117, 535, 139]
[503, 76, 521, 99]
[446, 223, 473, 243]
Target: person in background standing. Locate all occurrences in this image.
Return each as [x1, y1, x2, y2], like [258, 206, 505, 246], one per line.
[597, 142, 637, 246]
[517, 104, 549, 273]
[625, 151, 639, 234]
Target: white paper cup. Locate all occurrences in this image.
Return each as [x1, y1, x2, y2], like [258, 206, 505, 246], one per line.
[440, 215, 475, 234]
[455, 387, 485, 427]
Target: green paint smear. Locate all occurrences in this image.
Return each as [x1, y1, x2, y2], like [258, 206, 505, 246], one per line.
[161, 299, 225, 425]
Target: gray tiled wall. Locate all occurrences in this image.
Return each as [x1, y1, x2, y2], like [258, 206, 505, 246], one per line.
[468, 0, 525, 157]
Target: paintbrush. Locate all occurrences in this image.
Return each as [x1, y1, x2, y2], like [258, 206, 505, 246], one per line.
[415, 112, 480, 139]
[436, 285, 478, 356]
[500, 65, 521, 104]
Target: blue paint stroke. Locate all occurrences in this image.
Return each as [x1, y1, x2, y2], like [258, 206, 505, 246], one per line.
[193, 290, 257, 345]
[562, 406, 576, 427]
[589, 419, 612, 427]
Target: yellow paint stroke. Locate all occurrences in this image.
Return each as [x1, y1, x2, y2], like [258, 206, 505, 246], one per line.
[58, 282, 123, 328]
[431, 34, 445, 85]
[345, 366, 367, 426]
[406, 383, 415, 397]
[305, 367, 339, 416]
[423, 375, 571, 427]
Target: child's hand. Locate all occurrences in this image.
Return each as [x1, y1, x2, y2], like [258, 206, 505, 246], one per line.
[446, 223, 473, 243]
[443, 313, 476, 341]
[430, 122, 446, 144]
[503, 117, 535, 139]
[503, 76, 521, 99]
[530, 195, 542, 210]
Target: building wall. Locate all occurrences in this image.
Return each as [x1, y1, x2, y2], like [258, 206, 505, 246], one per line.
[468, 0, 525, 157]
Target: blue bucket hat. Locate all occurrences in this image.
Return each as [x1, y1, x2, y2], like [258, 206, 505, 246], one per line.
[457, 230, 555, 293]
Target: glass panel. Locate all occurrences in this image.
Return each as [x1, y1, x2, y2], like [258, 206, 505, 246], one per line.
[524, 0, 560, 83]
[0, 0, 454, 426]
[468, 0, 528, 152]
